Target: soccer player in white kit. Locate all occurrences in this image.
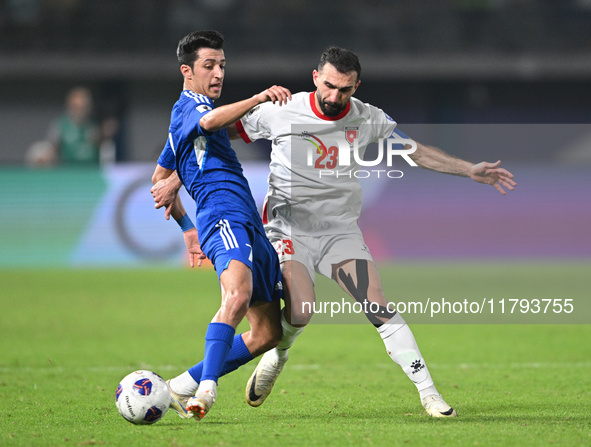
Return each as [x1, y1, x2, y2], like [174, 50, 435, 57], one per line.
[233, 46, 516, 417]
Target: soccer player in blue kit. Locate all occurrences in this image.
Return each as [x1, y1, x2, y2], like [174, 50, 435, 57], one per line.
[150, 30, 292, 420]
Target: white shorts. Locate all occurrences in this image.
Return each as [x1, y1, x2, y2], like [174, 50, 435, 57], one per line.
[265, 225, 374, 283]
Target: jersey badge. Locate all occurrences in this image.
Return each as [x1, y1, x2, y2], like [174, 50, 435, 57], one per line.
[345, 127, 358, 146]
[196, 104, 212, 113]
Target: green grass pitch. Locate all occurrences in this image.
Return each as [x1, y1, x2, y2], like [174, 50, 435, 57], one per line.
[1, 263, 590, 446]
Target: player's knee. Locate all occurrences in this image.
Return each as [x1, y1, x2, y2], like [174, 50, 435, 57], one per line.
[289, 305, 314, 326]
[221, 289, 251, 320]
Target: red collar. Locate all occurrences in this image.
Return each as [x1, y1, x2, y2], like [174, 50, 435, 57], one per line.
[309, 92, 350, 121]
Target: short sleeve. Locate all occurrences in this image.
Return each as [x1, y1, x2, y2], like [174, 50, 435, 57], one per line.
[369, 106, 398, 142]
[157, 136, 176, 169]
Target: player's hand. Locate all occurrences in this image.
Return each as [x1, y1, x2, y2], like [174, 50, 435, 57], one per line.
[254, 85, 292, 106]
[469, 160, 516, 195]
[183, 228, 207, 268]
[151, 177, 179, 220]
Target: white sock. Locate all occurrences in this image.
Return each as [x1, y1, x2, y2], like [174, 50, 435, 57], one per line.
[169, 371, 199, 397]
[275, 309, 306, 360]
[377, 313, 439, 400]
[197, 379, 217, 399]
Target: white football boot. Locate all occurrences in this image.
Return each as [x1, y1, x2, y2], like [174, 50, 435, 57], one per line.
[166, 380, 194, 419]
[245, 349, 288, 407]
[186, 388, 216, 420]
[421, 394, 457, 417]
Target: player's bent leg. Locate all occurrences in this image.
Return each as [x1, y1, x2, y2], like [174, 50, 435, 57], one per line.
[246, 261, 314, 407]
[334, 259, 457, 417]
[167, 303, 280, 417]
[169, 255, 282, 416]
[189, 260, 251, 420]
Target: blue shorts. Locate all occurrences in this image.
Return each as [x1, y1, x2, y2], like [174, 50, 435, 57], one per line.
[201, 219, 283, 304]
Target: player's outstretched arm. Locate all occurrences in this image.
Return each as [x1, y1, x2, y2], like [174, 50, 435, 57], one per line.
[200, 85, 291, 133]
[410, 142, 516, 195]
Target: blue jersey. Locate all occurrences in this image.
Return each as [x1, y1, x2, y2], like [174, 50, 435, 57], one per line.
[158, 90, 265, 245]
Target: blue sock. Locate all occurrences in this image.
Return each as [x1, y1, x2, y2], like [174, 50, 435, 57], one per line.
[200, 322, 236, 383]
[188, 333, 254, 383]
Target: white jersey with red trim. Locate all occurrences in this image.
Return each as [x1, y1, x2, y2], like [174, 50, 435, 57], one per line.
[238, 91, 398, 237]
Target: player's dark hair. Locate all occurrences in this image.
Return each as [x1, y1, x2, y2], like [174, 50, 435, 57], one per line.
[177, 30, 224, 67]
[318, 46, 361, 81]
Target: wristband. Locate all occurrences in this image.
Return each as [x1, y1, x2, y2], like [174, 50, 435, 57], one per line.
[176, 213, 195, 232]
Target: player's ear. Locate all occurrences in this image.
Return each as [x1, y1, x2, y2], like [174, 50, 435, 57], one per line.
[312, 69, 319, 87]
[354, 79, 361, 92]
[180, 64, 193, 79]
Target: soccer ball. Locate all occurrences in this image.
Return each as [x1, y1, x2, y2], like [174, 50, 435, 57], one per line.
[115, 370, 171, 425]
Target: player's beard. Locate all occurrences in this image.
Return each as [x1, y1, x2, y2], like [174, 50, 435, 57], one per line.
[317, 95, 346, 117]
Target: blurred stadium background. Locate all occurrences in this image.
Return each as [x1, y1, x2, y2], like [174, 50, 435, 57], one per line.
[0, 0, 590, 267]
